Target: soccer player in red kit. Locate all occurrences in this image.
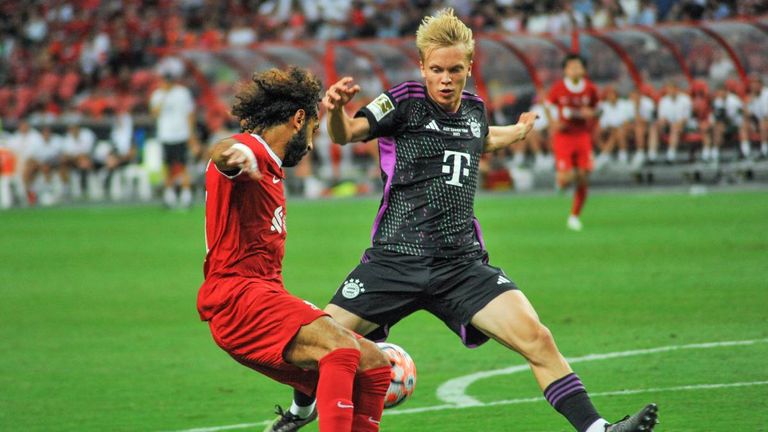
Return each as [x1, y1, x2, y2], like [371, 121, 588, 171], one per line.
[198, 66, 391, 432]
[547, 54, 600, 231]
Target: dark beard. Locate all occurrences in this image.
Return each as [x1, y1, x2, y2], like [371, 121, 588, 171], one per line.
[282, 124, 309, 167]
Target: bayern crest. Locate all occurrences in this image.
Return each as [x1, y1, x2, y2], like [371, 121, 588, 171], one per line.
[341, 278, 365, 299]
[469, 118, 481, 138]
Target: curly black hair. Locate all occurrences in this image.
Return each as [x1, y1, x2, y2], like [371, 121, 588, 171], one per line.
[232, 66, 322, 134]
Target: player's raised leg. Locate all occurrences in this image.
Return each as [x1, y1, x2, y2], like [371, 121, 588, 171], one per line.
[283, 315, 387, 432]
[470, 291, 658, 432]
[268, 305, 386, 432]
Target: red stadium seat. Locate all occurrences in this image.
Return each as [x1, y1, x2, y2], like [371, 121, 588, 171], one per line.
[38, 72, 61, 95]
[725, 78, 746, 98]
[690, 79, 709, 97]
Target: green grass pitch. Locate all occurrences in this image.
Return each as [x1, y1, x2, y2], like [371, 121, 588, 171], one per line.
[1, 189, 767, 431]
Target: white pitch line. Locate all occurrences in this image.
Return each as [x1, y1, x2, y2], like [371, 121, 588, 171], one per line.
[166, 421, 271, 432]
[437, 338, 768, 406]
[391, 380, 768, 415]
[169, 380, 768, 432]
[169, 338, 768, 432]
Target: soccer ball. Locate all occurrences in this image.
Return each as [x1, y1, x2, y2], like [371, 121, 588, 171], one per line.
[377, 342, 417, 408]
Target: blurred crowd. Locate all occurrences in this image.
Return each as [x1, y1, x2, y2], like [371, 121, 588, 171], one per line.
[1, 0, 767, 208]
[495, 77, 768, 180]
[2, 0, 767, 121]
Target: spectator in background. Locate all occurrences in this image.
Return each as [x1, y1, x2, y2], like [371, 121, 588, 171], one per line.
[708, 51, 735, 86]
[626, 88, 657, 166]
[24, 125, 63, 205]
[80, 23, 110, 78]
[7, 120, 44, 204]
[636, 0, 658, 25]
[620, 0, 641, 24]
[227, 16, 257, 46]
[498, 6, 523, 33]
[515, 93, 555, 171]
[689, 81, 715, 162]
[149, 58, 199, 209]
[61, 121, 97, 200]
[23, 8, 48, 44]
[96, 106, 149, 201]
[109, 108, 135, 169]
[114, 104, 153, 201]
[746, 75, 768, 158]
[315, 0, 351, 40]
[0, 131, 18, 209]
[596, 85, 630, 167]
[712, 84, 748, 158]
[656, 81, 691, 163]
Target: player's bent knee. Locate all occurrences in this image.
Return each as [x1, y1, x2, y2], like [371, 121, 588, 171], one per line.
[325, 328, 361, 353]
[287, 317, 361, 367]
[357, 339, 390, 371]
[510, 317, 556, 358]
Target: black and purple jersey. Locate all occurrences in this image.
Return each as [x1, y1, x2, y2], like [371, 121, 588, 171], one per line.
[355, 81, 490, 258]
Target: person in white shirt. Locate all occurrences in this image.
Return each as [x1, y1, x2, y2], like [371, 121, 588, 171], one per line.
[526, 98, 556, 170]
[626, 88, 657, 166]
[595, 86, 629, 167]
[712, 85, 750, 159]
[24, 125, 63, 202]
[61, 122, 97, 199]
[7, 120, 45, 204]
[227, 16, 256, 47]
[746, 76, 768, 158]
[655, 81, 692, 162]
[506, 95, 555, 171]
[150, 66, 199, 208]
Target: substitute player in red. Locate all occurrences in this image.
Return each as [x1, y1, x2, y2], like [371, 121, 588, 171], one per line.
[548, 54, 600, 231]
[198, 66, 391, 432]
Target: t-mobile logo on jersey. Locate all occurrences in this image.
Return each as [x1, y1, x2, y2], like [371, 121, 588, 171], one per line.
[442, 150, 471, 187]
[270, 206, 285, 233]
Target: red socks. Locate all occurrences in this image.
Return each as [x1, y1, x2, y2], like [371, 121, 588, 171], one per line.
[316, 348, 360, 432]
[351, 366, 391, 432]
[571, 184, 588, 216]
[315, 350, 390, 432]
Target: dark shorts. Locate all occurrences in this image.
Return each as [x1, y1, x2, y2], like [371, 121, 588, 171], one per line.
[329, 248, 518, 348]
[163, 141, 188, 166]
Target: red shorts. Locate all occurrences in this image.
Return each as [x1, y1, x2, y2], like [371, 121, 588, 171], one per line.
[553, 131, 593, 172]
[206, 277, 328, 396]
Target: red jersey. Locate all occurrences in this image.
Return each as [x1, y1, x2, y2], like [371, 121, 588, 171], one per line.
[198, 133, 286, 320]
[691, 94, 712, 122]
[547, 78, 600, 134]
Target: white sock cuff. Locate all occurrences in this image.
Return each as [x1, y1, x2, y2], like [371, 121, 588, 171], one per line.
[585, 418, 609, 432]
[289, 400, 316, 418]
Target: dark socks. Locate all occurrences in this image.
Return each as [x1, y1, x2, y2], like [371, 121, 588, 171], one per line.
[544, 373, 601, 432]
[293, 389, 315, 407]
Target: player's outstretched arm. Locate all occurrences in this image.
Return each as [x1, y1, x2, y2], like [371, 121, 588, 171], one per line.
[210, 138, 262, 180]
[484, 111, 538, 153]
[323, 77, 371, 145]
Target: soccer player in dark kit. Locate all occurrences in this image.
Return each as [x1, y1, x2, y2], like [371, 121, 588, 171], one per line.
[198, 66, 391, 432]
[266, 9, 658, 432]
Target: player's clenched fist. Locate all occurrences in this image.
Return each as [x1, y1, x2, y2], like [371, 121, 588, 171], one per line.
[218, 145, 262, 180]
[519, 111, 537, 127]
[517, 111, 538, 139]
[323, 77, 361, 111]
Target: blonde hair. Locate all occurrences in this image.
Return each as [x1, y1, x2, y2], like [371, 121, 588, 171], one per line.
[415, 8, 474, 62]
